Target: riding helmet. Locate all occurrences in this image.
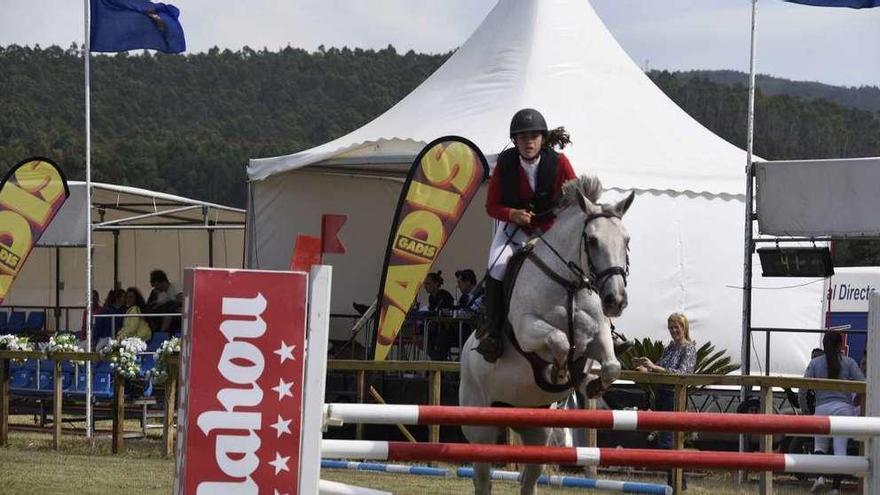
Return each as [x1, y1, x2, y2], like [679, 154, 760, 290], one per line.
[509, 108, 548, 138]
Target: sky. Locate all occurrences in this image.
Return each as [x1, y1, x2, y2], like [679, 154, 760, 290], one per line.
[1, 0, 878, 88]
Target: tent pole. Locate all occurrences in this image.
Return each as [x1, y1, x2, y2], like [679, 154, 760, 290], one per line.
[113, 230, 119, 289]
[208, 228, 215, 267]
[739, 0, 759, 470]
[55, 248, 61, 332]
[83, 0, 94, 439]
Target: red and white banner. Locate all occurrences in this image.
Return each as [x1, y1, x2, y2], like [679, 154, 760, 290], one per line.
[175, 268, 308, 495]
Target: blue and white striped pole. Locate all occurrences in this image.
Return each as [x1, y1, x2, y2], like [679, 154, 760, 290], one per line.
[322, 459, 450, 477]
[456, 467, 672, 495]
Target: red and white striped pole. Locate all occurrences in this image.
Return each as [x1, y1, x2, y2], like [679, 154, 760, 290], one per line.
[324, 403, 880, 437]
[321, 440, 868, 475]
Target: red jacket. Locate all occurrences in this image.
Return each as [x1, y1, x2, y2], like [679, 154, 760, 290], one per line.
[486, 152, 577, 233]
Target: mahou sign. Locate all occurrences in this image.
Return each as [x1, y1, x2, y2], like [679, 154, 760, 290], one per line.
[175, 268, 307, 495]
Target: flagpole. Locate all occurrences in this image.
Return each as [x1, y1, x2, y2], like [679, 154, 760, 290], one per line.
[83, 0, 94, 439]
[739, 0, 759, 470]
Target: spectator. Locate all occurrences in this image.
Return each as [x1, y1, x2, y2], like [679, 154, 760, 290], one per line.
[455, 269, 484, 314]
[94, 289, 125, 346]
[799, 332, 863, 495]
[423, 271, 454, 313]
[423, 271, 455, 361]
[80, 289, 102, 341]
[118, 287, 152, 342]
[801, 348, 826, 415]
[146, 269, 182, 332]
[633, 312, 696, 489]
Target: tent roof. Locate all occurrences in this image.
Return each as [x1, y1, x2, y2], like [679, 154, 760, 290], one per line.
[88, 182, 245, 228]
[248, 0, 748, 196]
[38, 181, 245, 247]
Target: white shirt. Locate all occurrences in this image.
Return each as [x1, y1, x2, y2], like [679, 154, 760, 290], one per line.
[520, 155, 541, 192]
[154, 282, 182, 305]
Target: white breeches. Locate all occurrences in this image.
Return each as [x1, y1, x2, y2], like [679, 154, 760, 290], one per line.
[813, 401, 858, 455]
[486, 221, 530, 281]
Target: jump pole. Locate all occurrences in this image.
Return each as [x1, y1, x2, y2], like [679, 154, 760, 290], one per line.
[324, 403, 880, 437]
[321, 440, 869, 475]
[321, 459, 450, 477]
[456, 467, 672, 495]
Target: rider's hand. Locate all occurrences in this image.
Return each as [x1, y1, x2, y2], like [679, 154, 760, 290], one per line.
[509, 209, 534, 227]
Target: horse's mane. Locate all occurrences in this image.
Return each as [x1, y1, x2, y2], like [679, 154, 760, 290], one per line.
[560, 175, 602, 207]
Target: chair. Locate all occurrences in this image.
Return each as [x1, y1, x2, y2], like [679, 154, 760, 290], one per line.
[6, 311, 26, 333]
[38, 370, 54, 392]
[93, 373, 114, 399]
[140, 354, 156, 374]
[9, 364, 35, 390]
[0, 312, 8, 331]
[147, 332, 170, 352]
[23, 311, 45, 332]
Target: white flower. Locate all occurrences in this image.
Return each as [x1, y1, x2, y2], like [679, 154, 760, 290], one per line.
[148, 337, 180, 385]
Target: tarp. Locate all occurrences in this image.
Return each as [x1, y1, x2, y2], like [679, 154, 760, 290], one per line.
[6, 181, 245, 331]
[246, 0, 824, 374]
[756, 157, 880, 237]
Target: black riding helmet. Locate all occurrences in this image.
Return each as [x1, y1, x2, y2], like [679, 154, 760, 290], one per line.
[509, 108, 548, 138]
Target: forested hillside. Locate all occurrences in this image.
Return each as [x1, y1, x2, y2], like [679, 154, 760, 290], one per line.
[678, 70, 880, 113]
[2, 44, 879, 209]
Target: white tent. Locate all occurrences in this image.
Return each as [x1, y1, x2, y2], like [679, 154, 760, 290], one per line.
[6, 181, 245, 331]
[246, 0, 824, 374]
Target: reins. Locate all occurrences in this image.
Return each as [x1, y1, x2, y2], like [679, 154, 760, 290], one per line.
[512, 209, 629, 391]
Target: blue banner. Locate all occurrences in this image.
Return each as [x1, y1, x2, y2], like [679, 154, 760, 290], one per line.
[90, 0, 186, 53]
[786, 0, 879, 7]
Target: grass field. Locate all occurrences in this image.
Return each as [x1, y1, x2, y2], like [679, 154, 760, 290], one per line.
[0, 416, 858, 494]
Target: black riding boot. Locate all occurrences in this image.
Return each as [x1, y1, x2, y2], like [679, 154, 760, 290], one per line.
[475, 278, 504, 363]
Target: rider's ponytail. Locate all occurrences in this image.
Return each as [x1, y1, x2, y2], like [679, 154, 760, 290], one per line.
[545, 127, 571, 150]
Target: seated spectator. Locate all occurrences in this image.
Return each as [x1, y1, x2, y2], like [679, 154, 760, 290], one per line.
[422, 271, 455, 361]
[146, 269, 182, 332]
[424, 271, 454, 314]
[118, 287, 152, 342]
[455, 269, 484, 315]
[93, 289, 125, 346]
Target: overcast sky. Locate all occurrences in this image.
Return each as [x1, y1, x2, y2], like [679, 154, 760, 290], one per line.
[2, 0, 878, 87]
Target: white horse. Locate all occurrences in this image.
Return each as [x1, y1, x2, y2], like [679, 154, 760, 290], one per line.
[460, 176, 633, 495]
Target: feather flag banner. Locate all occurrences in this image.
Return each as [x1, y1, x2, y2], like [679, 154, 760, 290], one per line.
[785, 0, 879, 8]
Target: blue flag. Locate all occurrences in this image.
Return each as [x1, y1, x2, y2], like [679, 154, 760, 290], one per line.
[785, 0, 879, 7]
[90, 0, 186, 53]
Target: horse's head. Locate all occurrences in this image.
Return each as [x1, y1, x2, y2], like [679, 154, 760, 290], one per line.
[574, 189, 634, 318]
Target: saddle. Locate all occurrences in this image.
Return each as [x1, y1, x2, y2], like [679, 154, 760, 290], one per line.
[500, 242, 588, 394]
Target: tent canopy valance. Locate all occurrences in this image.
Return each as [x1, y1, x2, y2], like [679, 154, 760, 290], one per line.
[39, 182, 245, 247]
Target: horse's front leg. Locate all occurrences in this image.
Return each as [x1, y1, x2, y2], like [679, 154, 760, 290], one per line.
[518, 315, 570, 383]
[582, 317, 621, 396]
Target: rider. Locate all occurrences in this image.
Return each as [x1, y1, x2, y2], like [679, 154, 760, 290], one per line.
[475, 108, 577, 363]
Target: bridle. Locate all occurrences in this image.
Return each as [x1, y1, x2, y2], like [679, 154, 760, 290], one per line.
[510, 209, 629, 393]
[533, 210, 629, 295]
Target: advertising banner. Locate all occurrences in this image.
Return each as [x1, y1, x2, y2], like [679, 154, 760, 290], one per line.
[175, 268, 308, 495]
[373, 137, 488, 361]
[0, 157, 69, 303]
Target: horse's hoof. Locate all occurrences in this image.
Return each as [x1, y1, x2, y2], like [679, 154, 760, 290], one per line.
[585, 378, 605, 398]
[550, 364, 569, 385]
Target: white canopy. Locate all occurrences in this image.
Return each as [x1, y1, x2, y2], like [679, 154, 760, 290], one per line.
[7, 182, 245, 331]
[248, 0, 747, 196]
[247, 0, 824, 374]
